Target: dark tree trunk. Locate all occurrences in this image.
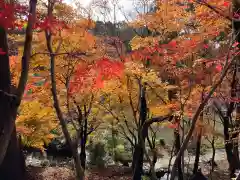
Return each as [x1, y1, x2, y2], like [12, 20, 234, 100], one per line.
[168, 79, 183, 180]
[211, 140, 216, 173]
[223, 116, 237, 178]
[234, 140, 240, 168]
[193, 134, 201, 174]
[174, 130, 183, 180]
[132, 144, 144, 180]
[133, 126, 148, 180]
[0, 28, 25, 180]
[133, 83, 147, 180]
[0, 128, 26, 180]
[193, 105, 203, 175]
[80, 144, 86, 170]
[152, 151, 157, 170]
[132, 145, 137, 170]
[80, 117, 88, 170]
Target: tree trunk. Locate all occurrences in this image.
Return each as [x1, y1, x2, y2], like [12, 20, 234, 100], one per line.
[234, 141, 240, 168]
[0, 128, 26, 180]
[174, 130, 183, 180]
[0, 28, 25, 180]
[211, 139, 216, 174]
[80, 144, 86, 170]
[193, 134, 201, 174]
[132, 144, 144, 180]
[193, 103, 203, 174]
[151, 151, 157, 171]
[72, 148, 84, 180]
[150, 150, 157, 180]
[223, 116, 237, 178]
[80, 117, 88, 170]
[132, 145, 138, 171]
[133, 82, 147, 180]
[133, 130, 147, 179]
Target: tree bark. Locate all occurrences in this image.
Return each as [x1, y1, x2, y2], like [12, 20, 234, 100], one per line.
[174, 130, 183, 180]
[0, 27, 25, 180]
[223, 116, 237, 178]
[133, 82, 147, 180]
[0, 1, 37, 179]
[0, 128, 26, 180]
[193, 93, 204, 175]
[80, 117, 88, 170]
[234, 141, 240, 168]
[193, 133, 201, 174]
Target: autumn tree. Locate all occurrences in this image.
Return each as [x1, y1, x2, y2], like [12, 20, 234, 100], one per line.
[0, 0, 37, 179]
[27, 1, 126, 179]
[127, 0, 234, 179]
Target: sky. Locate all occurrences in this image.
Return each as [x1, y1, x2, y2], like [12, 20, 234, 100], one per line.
[66, 0, 137, 22]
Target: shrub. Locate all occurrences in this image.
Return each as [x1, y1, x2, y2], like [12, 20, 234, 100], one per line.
[88, 141, 106, 168]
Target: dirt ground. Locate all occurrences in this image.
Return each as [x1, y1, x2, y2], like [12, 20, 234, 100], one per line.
[26, 165, 132, 180]
[26, 160, 232, 180]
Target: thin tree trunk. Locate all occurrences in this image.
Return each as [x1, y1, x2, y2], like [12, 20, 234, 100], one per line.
[174, 130, 183, 180]
[210, 139, 216, 174]
[45, 1, 84, 179]
[80, 117, 88, 170]
[193, 92, 204, 174]
[132, 144, 138, 171]
[193, 133, 201, 174]
[133, 82, 147, 180]
[223, 115, 237, 178]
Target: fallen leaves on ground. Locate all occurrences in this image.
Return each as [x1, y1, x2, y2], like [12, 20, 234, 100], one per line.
[27, 165, 132, 180]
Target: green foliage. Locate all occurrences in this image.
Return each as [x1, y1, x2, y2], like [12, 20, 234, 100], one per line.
[105, 129, 121, 155]
[141, 175, 150, 180]
[88, 141, 106, 168]
[114, 144, 132, 164]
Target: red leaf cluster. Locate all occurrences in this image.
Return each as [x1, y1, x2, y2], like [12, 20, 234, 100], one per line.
[0, 2, 28, 29]
[35, 15, 69, 34]
[69, 58, 124, 95]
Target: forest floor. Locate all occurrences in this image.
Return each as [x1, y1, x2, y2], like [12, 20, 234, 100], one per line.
[26, 160, 231, 180]
[27, 165, 132, 180]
